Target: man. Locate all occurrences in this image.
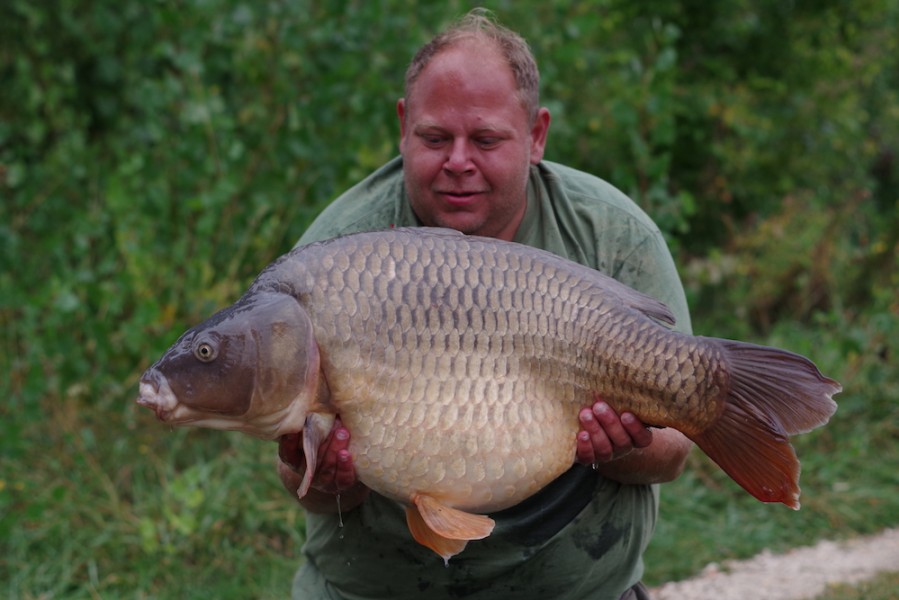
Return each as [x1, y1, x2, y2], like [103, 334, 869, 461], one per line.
[278, 10, 693, 600]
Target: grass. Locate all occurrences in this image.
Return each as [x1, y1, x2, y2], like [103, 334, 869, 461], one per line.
[1, 398, 304, 599]
[3, 306, 897, 597]
[814, 571, 899, 600]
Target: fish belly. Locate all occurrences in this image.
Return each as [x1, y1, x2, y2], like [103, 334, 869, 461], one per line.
[340, 374, 579, 512]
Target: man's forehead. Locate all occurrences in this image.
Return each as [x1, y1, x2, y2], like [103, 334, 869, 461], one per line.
[409, 40, 512, 96]
[405, 42, 525, 116]
[425, 39, 509, 76]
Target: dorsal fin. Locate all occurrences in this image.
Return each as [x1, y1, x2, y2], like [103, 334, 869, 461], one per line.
[589, 271, 676, 325]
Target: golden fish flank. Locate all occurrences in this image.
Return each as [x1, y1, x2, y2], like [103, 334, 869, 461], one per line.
[138, 227, 840, 561]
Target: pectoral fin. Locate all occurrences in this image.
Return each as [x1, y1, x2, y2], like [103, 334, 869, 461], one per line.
[405, 494, 495, 563]
[297, 412, 336, 499]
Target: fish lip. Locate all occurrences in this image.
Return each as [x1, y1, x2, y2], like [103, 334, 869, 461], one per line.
[136, 372, 179, 422]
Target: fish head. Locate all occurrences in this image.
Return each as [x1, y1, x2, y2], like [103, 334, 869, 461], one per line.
[137, 292, 321, 439]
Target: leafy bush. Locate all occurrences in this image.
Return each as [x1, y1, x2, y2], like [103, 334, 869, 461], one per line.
[2, 0, 897, 596]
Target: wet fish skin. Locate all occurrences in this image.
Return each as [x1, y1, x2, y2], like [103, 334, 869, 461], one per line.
[137, 227, 840, 560]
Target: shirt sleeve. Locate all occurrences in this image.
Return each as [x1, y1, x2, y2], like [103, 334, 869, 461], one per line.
[295, 156, 413, 247]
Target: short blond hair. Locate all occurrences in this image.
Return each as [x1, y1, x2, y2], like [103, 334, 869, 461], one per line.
[404, 8, 541, 122]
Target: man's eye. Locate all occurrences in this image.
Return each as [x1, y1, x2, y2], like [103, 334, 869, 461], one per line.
[477, 138, 501, 148]
[420, 134, 446, 146]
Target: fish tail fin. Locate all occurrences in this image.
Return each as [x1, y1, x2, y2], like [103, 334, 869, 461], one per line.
[690, 339, 840, 509]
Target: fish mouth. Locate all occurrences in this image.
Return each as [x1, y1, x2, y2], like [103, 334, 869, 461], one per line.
[136, 370, 179, 422]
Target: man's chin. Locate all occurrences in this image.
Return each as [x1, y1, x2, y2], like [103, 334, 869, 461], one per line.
[437, 219, 490, 237]
[430, 213, 487, 236]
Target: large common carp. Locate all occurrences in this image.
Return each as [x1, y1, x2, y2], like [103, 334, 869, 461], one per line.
[138, 227, 839, 560]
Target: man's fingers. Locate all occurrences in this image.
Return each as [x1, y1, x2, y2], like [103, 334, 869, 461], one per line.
[314, 422, 358, 494]
[591, 401, 632, 450]
[621, 411, 653, 448]
[577, 407, 613, 463]
[321, 426, 350, 467]
[576, 399, 655, 466]
[277, 416, 359, 497]
[333, 449, 356, 491]
[576, 429, 596, 465]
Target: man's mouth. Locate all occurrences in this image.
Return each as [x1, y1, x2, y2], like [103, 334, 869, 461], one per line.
[439, 190, 483, 206]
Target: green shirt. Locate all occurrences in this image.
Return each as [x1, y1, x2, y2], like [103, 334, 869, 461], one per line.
[293, 157, 691, 600]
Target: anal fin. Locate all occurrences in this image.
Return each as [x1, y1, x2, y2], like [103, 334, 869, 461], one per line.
[405, 494, 495, 563]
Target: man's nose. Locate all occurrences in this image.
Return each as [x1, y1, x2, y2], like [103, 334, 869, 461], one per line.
[443, 139, 475, 175]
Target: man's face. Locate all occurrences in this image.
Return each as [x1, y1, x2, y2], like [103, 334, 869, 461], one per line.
[398, 42, 550, 241]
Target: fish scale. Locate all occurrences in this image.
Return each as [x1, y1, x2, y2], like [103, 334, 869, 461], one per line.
[138, 227, 840, 560]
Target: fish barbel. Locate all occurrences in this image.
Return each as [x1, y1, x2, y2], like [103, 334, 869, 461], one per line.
[137, 227, 840, 560]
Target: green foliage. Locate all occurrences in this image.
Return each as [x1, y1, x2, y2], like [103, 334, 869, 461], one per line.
[683, 190, 899, 335]
[2, 0, 898, 596]
[815, 570, 899, 600]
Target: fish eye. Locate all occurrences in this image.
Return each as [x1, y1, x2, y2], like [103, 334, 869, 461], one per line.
[194, 340, 218, 362]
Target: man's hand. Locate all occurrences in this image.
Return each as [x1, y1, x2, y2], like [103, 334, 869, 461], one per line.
[277, 418, 369, 513]
[575, 395, 692, 484]
[575, 398, 653, 464]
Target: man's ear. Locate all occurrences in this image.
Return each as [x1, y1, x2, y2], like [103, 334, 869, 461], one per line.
[529, 107, 551, 164]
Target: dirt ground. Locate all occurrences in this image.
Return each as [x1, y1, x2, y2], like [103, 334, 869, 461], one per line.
[650, 528, 899, 600]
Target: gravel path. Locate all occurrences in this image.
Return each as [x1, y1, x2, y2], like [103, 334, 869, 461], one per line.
[650, 528, 899, 600]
